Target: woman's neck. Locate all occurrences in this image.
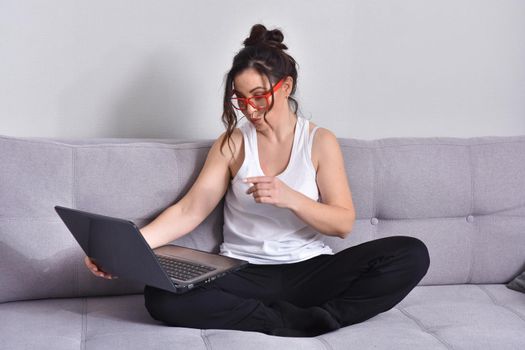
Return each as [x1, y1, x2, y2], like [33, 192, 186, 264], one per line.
[258, 110, 298, 143]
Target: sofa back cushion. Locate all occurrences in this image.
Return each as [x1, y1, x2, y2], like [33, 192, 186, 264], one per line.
[0, 136, 222, 303]
[320, 136, 525, 286]
[1, 134, 524, 303]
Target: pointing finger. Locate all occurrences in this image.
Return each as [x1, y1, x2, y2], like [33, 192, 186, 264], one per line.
[243, 176, 272, 184]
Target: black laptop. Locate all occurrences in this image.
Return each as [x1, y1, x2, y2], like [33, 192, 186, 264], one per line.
[54, 205, 248, 294]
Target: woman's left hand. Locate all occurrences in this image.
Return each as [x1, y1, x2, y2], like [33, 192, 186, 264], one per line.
[244, 176, 297, 209]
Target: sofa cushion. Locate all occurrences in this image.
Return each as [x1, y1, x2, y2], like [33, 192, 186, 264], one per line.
[0, 293, 208, 350]
[2, 134, 525, 304]
[321, 136, 525, 286]
[1, 284, 523, 349]
[0, 135, 221, 303]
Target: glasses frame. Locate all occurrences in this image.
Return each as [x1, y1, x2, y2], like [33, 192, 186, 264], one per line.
[230, 78, 285, 111]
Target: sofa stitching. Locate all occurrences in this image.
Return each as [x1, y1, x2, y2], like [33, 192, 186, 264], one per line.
[477, 285, 525, 323]
[337, 139, 525, 148]
[80, 297, 87, 350]
[314, 336, 333, 350]
[371, 146, 378, 240]
[200, 329, 212, 350]
[72, 146, 77, 208]
[73, 147, 80, 298]
[76, 329, 205, 341]
[4, 134, 525, 149]
[466, 144, 475, 284]
[0, 136, 214, 149]
[396, 307, 454, 350]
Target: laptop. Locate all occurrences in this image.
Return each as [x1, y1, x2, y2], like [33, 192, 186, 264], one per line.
[54, 205, 249, 294]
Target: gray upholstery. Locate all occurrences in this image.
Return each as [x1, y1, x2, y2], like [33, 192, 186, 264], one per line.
[1, 133, 524, 349]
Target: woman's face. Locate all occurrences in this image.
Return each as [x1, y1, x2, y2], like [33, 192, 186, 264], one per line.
[233, 68, 291, 126]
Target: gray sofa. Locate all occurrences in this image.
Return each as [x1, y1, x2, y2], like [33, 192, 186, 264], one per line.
[1, 132, 524, 349]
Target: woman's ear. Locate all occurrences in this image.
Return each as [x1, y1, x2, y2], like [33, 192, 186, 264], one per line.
[283, 76, 294, 96]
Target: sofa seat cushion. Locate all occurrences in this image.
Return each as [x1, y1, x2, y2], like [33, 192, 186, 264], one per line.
[0, 293, 207, 350]
[1, 285, 524, 349]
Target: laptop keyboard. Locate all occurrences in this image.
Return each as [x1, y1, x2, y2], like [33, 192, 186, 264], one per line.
[155, 254, 216, 281]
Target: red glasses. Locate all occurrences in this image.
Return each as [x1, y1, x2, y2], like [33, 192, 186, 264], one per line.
[230, 78, 285, 111]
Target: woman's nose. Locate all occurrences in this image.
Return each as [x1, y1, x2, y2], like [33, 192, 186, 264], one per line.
[246, 103, 258, 115]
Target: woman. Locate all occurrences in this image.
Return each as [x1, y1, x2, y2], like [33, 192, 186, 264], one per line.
[85, 24, 430, 337]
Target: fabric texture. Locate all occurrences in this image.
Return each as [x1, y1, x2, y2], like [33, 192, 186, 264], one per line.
[220, 116, 333, 264]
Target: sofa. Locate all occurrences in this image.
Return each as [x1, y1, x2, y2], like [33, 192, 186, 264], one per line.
[1, 132, 524, 350]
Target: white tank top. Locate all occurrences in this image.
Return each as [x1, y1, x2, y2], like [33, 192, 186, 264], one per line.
[219, 115, 334, 264]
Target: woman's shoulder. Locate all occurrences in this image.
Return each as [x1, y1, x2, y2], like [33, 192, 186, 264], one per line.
[216, 127, 244, 162]
[308, 122, 340, 171]
[308, 120, 332, 140]
[307, 120, 336, 140]
[217, 127, 243, 145]
[215, 125, 244, 143]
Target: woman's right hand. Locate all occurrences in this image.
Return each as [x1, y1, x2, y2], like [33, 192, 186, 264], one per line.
[84, 256, 118, 280]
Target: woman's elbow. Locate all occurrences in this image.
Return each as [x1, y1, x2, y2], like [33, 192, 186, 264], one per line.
[339, 229, 352, 239]
[339, 214, 355, 239]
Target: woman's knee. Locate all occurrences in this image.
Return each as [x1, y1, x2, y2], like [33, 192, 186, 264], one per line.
[143, 284, 236, 328]
[143, 285, 164, 321]
[397, 236, 431, 279]
[143, 284, 184, 324]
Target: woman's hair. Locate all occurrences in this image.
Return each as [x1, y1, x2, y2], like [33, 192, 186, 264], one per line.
[219, 23, 302, 158]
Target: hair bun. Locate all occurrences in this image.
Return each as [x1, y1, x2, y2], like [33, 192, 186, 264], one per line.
[243, 24, 288, 50]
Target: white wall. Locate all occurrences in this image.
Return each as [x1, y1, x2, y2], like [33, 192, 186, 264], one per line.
[1, 0, 524, 140]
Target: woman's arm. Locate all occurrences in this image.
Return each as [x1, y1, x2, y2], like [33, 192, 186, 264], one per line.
[289, 128, 356, 238]
[139, 203, 199, 250]
[288, 193, 355, 238]
[139, 131, 233, 249]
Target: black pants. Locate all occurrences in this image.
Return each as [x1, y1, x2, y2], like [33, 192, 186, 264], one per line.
[144, 236, 430, 335]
